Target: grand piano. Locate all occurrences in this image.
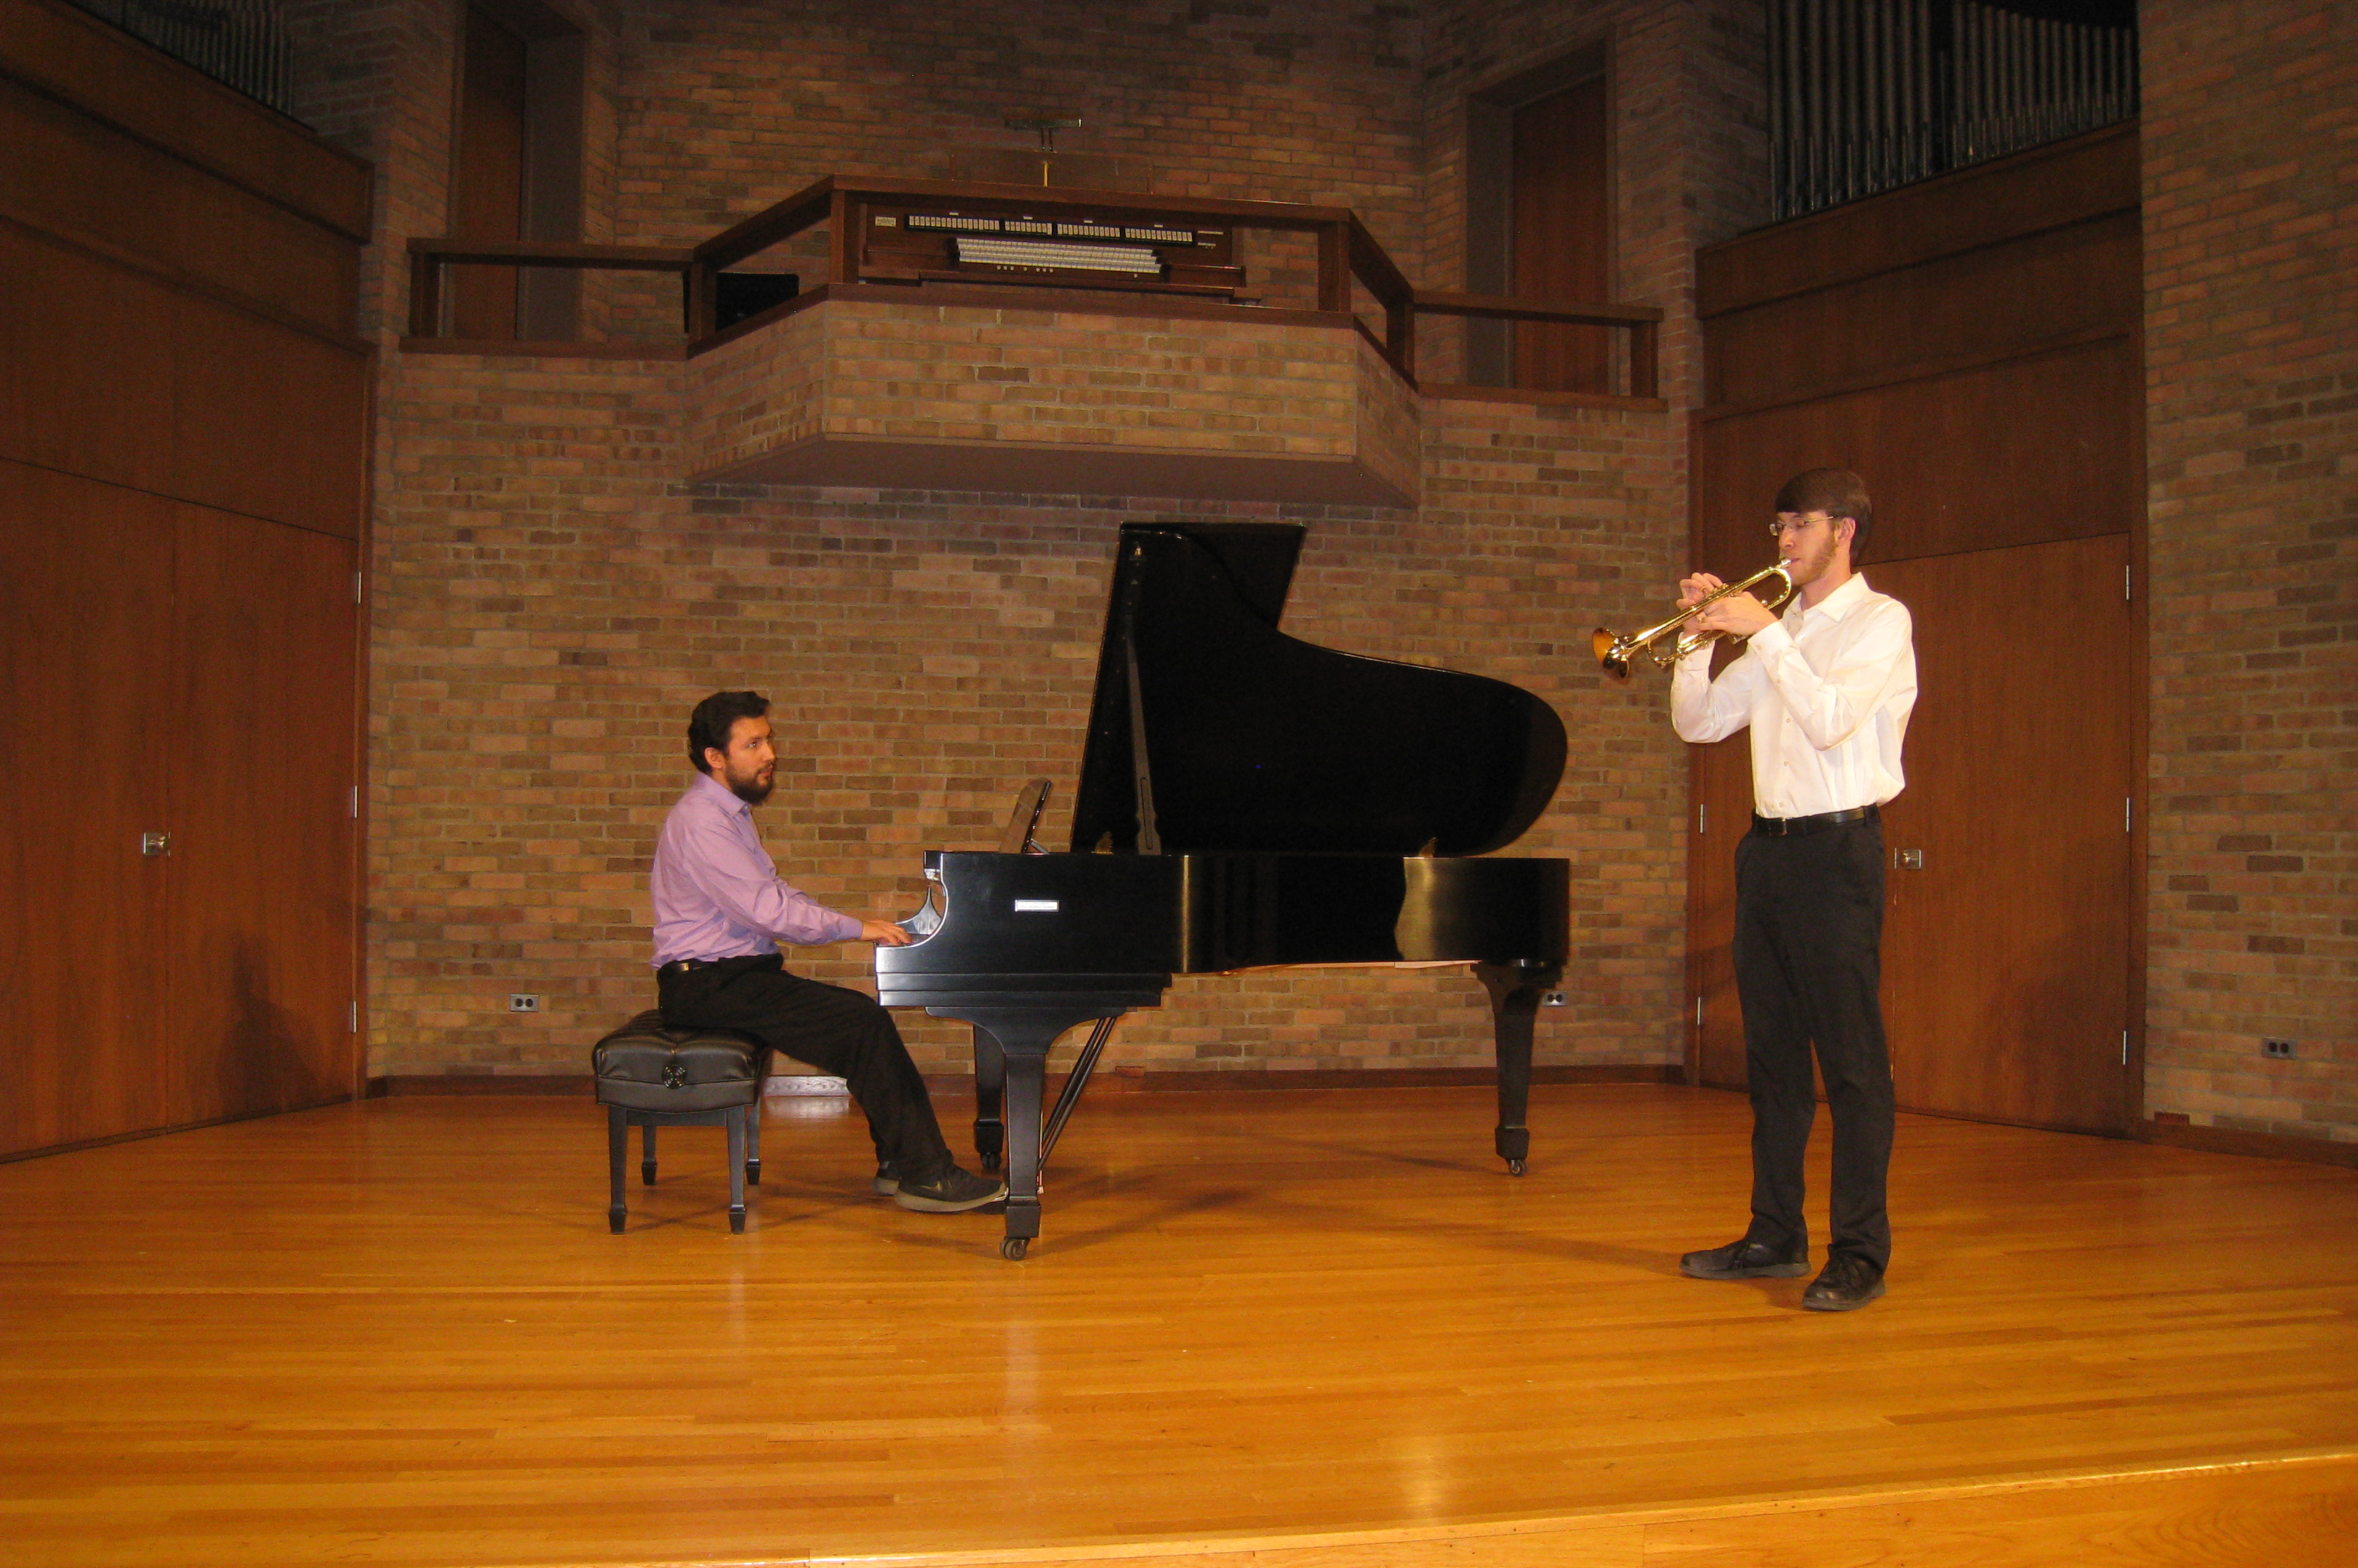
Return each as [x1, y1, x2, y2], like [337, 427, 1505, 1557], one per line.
[875, 521, 1571, 1258]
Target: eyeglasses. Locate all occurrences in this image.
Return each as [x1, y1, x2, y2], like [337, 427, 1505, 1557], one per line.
[1767, 514, 1832, 539]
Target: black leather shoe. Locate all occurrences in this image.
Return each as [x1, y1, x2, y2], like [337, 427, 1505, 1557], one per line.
[1681, 1239, 1810, 1279]
[891, 1165, 1007, 1213]
[1802, 1253, 1886, 1311]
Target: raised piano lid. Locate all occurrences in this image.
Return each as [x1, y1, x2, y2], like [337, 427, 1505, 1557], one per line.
[1068, 522, 1568, 857]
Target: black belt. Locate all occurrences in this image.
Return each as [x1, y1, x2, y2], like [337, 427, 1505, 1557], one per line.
[660, 956, 767, 975]
[1750, 804, 1879, 837]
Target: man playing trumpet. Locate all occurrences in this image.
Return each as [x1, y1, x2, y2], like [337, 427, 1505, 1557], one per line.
[1669, 469, 1917, 1311]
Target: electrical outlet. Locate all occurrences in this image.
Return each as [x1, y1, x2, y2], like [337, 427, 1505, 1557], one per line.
[2262, 1036, 2295, 1060]
[1539, 990, 1568, 1008]
[509, 993, 540, 1015]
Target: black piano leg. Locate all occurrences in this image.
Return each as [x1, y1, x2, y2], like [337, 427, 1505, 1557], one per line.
[920, 1004, 1136, 1258]
[997, 1042, 1048, 1261]
[1477, 961, 1557, 1177]
[971, 1025, 1006, 1174]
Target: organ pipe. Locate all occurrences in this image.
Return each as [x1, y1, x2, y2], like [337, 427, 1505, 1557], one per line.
[1768, 0, 2138, 222]
[63, 0, 293, 116]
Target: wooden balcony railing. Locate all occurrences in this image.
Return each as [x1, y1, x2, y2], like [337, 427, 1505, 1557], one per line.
[404, 239, 693, 355]
[403, 175, 1663, 403]
[1412, 290, 1662, 403]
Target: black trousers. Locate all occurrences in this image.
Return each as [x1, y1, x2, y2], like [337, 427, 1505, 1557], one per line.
[655, 955, 954, 1181]
[1732, 817, 1896, 1272]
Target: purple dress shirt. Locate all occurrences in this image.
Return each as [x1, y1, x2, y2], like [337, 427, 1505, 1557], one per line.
[649, 772, 862, 965]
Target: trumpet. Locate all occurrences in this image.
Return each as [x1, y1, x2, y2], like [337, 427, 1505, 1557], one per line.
[1591, 561, 1796, 680]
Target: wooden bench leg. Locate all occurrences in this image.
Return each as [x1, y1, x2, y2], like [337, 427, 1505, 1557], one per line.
[726, 1108, 748, 1234]
[641, 1122, 657, 1186]
[746, 1097, 761, 1186]
[607, 1106, 629, 1233]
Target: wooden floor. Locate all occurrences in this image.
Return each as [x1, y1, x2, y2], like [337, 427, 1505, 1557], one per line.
[3, 1083, 2355, 1567]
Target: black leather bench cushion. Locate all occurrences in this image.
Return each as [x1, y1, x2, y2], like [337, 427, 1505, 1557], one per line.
[593, 1010, 771, 1112]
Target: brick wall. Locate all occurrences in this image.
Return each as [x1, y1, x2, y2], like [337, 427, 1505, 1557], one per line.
[370, 349, 1683, 1077]
[587, 0, 1433, 338]
[612, 0, 1429, 251]
[681, 298, 1420, 506]
[2141, 0, 2357, 1140]
[321, 0, 1727, 1083]
[288, 0, 632, 342]
[1417, 0, 1768, 394]
[247, 3, 2358, 1135]
[287, 0, 454, 344]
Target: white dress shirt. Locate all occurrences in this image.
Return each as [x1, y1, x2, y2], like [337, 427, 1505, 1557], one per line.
[1670, 573, 1917, 819]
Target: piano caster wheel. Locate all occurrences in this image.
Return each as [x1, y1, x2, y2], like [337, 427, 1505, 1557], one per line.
[1000, 1236, 1029, 1261]
[1506, 1158, 1526, 1177]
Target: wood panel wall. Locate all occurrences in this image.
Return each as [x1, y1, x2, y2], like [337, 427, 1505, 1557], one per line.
[0, 0, 372, 1159]
[1684, 124, 2146, 1136]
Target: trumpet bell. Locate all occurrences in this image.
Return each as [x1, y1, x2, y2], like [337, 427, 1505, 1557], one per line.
[1591, 628, 1632, 680]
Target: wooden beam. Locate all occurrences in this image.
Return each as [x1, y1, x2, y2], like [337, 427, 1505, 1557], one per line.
[1413, 288, 1663, 327]
[403, 238, 692, 269]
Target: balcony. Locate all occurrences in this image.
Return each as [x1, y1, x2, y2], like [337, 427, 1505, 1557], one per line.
[403, 176, 1664, 507]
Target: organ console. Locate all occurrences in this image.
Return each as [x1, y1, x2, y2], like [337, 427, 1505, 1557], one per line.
[875, 521, 1571, 1258]
[857, 199, 1255, 299]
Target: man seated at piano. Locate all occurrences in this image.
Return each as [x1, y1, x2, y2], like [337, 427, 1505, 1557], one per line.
[650, 690, 1007, 1214]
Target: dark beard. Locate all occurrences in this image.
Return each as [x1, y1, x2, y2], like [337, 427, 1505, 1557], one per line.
[727, 772, 774, 805]
[1790, 531, 1839, 587]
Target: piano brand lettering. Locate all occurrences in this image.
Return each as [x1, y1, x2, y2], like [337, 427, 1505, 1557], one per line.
[1011, 898, 1061, 912]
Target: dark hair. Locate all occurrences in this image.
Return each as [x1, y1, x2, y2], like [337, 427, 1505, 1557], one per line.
[687, 690, 769, 772]
[1774, 468, 1874, 563]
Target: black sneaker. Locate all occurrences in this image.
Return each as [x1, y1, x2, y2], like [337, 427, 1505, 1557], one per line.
[872, 1161, 899, 1196]
[1680, 1238, 1811, 1279]
[1802, 1253, 1886, 1311]
[891, 1165, 1007, 1213]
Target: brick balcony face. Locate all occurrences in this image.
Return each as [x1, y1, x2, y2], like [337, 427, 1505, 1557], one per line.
[685, 298, 1422, 508]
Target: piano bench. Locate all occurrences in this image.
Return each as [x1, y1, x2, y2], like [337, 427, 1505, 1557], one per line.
[592, 1011, 772, 1234]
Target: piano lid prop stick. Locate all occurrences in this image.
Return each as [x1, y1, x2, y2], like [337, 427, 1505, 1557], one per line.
[1122, 568, 1162, 854]
[1039, 1015, 1120, 1168]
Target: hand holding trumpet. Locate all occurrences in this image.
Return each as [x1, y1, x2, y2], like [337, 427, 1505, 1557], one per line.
[1592, 560, 1796, 679]
[1676, 571, 1781, 640]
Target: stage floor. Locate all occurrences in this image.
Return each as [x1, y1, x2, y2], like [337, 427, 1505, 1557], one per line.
[3, 1083, 2354, 1567]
